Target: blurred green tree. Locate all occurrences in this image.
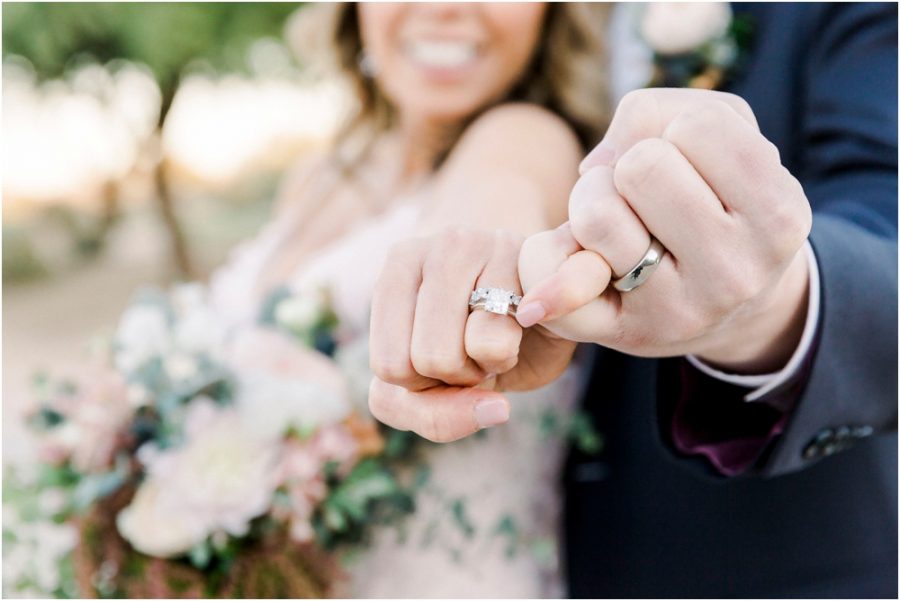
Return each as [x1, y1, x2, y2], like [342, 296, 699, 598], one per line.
[3, 2, 301, 276]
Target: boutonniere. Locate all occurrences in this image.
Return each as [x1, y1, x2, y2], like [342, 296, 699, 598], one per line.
[639, 2, 753, 90]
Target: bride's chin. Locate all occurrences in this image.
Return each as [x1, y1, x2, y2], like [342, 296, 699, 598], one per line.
[401, 99, 487, 126]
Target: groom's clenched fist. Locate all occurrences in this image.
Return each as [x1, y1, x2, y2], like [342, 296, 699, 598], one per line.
[517, 88, 812, 374]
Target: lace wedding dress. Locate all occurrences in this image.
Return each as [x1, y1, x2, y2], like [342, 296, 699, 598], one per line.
[209, 197, 588, 598]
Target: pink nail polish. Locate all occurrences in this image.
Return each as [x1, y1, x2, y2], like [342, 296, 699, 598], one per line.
[474, 398, 510, 429]
[516, 301, 546, 328]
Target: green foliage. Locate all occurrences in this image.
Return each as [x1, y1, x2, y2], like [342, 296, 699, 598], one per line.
[568, 411, 604, 455]
[492, 514, 519, 559]
[257, 284, 293, 326]
[71, 455, 130, 512]
[538, 407, 604, 455]
[314, 457, 417, 550]
[2, 3, 301, 97]
[450, 498, 475, 539]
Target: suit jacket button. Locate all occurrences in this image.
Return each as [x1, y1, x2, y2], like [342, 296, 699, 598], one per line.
[803, 443, 819, 459]
[804, 428, 837, 460]
[852, 425, 874, 439]
[815, 428, 835, 444]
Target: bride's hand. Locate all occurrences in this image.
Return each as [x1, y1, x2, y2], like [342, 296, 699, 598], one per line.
[368, 227, 578, 442]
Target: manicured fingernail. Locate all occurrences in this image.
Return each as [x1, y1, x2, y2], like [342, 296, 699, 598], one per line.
[516, 301, 546, 328]
[579, 142, 615, 175]
[474, 398, 509, 429]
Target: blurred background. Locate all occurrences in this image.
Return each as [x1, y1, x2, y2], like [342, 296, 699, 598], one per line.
[3, 4, 347, 593]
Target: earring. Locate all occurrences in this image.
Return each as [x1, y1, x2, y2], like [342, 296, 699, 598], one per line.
[358, 49, 378, 78]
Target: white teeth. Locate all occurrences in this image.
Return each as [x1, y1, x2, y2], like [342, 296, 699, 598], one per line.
[407, 40, 477, 69]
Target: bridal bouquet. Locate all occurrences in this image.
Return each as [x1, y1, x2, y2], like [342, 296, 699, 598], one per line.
[12, 283, 421, 598]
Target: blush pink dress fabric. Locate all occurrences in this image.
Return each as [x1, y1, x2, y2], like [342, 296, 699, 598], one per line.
[209, 200, 588, 597]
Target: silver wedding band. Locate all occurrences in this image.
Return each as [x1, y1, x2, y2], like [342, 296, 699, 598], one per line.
[612, 238, 666, 292]
[469, 287, 521, 317]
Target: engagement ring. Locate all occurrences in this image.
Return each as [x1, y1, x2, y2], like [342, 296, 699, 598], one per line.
[469, 287, 522, 317]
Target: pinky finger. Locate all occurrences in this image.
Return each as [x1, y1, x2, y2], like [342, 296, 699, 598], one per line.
[517, 249, 612, 327]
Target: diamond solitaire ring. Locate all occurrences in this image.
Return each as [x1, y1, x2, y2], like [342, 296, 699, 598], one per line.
[469, 287, 522, 317]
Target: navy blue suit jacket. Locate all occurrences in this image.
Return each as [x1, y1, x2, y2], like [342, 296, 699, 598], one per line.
[565, 3, 897, 597]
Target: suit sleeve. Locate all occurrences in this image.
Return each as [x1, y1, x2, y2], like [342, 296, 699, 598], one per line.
[658, 2, 898, 478]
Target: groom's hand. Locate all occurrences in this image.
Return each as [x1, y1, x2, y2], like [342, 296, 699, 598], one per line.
[368, 228, 578, 442]
[517, 88, 812, 374]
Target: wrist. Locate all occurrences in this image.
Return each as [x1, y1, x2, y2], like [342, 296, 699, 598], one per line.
[697, 249, 810, 374]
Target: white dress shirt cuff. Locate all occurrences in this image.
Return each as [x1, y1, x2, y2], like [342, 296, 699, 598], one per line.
[686, 241, 821, 402]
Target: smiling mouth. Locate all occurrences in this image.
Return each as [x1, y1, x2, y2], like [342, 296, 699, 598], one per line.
[404, 39, 480, 70]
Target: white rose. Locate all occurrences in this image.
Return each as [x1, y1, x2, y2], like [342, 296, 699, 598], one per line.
[236, 372, 349, 440]
[640, 2, 732, 55]
[173, 305, 228, 358]
[116, 479, 209, 557]
[142, 399, 281, 538]
[227, 327, 351, 439]
[275, 295, 322, 333]
[114, 304, 170, 372]
[163, 352, 199, 384]
[126, 384, 151, 409]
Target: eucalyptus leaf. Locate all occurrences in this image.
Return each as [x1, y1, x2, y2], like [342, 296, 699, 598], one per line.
[323, 503, 347, 532]
[258, 285, 293, 325]
[188, 540, 212, 569]
[450, 498, 475, 539]
[71, 457, 129, 510]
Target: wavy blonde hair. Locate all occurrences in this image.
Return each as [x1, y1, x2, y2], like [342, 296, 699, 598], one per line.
[289, 2, 611, 170]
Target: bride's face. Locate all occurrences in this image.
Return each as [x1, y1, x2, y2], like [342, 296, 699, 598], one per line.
[358, 2, 548, 124]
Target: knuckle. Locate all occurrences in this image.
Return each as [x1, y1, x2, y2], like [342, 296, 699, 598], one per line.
[435, 226, 492, 261]
[798, 197, 813, 239]
[519, 231, 545, 260]
[619, 89, 658, 119]
[719, 92, 757, 127]
[614, 138, 676, 196]
[366, 382, 390, 422]
[712, 264, 766, 310]
[664, 107, 711, 144]
[569, 198, 613, 247]
[766, 197, 811, 258]
[410, 350, 466, 381]
[665, 98, 750, 145]
[493, 356, 519, 374]
[760, 138, 782, 165]
[370, 355, 413, 385]
[387, 237, 424, 263]
[422, 411, 457, 444]
[434, 226, 468, 253]
[468, 336, 518, 366]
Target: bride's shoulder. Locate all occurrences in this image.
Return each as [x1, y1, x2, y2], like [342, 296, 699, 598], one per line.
[461, 102, 582, 151]
[440, 102, 584, 201]
[447, 103, 582, 178]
